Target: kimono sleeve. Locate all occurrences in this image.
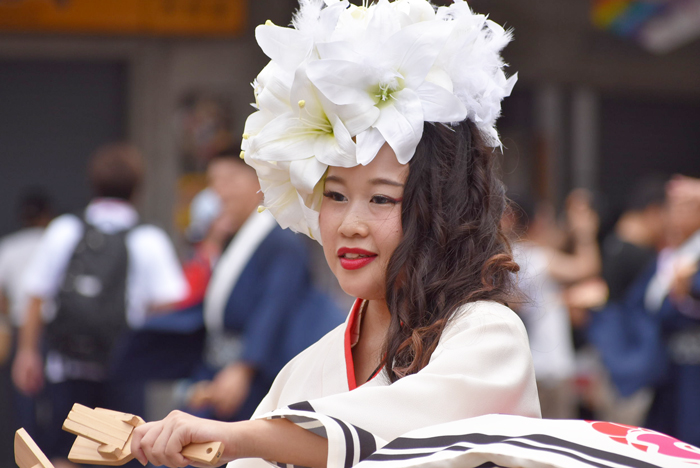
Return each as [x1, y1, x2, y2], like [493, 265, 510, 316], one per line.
[259, 404, 386, 468]
[248, 302, 540, 468]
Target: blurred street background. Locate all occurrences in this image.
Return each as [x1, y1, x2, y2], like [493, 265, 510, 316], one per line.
[0, 0, 699, 466]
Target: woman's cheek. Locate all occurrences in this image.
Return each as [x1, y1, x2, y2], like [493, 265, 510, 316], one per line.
[318, 209, 338, 268]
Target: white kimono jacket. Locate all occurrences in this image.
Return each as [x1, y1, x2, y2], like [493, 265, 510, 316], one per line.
[228, 300, 700, 467]
[228, 299, 541, 468]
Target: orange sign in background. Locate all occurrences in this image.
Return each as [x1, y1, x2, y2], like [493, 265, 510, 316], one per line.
[0, 0, 247, 37]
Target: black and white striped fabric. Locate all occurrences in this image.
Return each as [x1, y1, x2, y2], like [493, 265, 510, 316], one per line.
[263, 401, 385, 468]
[259, 407, 700, 468]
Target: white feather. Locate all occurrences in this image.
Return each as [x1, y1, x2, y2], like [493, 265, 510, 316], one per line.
[292, 0, 325, 31]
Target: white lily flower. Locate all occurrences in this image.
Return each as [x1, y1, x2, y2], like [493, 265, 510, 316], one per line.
[253, 61, 293, 115]
[308, 19, 466, 164]
[242, 61, 294, 155]
[245, 156, 326, 242]
[247, 65, 368, 169]
[256, 0, 349, 72]
[332, 0, 403, 55]
[256, 24, 313, 73]
[392, 0, 437, 26]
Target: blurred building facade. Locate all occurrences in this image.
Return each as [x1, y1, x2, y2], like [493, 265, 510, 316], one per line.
[0, 0, 698, 232]
[0, 0, 297, 236]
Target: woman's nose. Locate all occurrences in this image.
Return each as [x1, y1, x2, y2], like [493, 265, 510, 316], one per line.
[338, 207, 370, 238]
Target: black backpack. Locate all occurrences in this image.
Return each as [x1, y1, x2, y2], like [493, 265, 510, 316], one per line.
[47, 217, 131, 366]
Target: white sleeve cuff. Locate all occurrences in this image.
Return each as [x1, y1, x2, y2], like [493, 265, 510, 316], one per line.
[256, 402, 386, 468]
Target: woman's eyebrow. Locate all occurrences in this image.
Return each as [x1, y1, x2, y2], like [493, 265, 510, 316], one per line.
[325, 175, 345, 184]
[369, 178, 404, 188]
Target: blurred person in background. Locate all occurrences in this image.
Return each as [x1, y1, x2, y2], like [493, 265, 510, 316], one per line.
[588, 174, 700, 447]
[11, 143, 187, 468]
[602, 177, 666, 303]
[0, 189, 53, 459]
[505, 189, 600, 419]
[667, 175, 700, 205]
[667, 176, 700, 307]
[178, 188, 234, 310]
[185, 148, 344, 422]
[0, 189, 53, 335]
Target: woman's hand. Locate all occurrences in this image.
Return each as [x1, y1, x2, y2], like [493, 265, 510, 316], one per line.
[131, 410, 239, 467]
[131, 412, 329, 468]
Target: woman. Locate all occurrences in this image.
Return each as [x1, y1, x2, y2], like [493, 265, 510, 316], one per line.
[131, 128, 539, 468]
[131, 1, 540, 466]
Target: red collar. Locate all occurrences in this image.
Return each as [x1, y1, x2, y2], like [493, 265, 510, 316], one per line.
[344, 299, 383, 390]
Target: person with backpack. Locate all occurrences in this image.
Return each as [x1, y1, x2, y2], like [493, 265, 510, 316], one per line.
[12, 142, 188, 467]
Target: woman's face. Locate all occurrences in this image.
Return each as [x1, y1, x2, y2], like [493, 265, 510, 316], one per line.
[320, 143, 408, 301]
[207, 158, 261, 232]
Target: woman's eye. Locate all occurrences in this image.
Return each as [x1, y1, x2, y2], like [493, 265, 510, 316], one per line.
[323, 191, 346, 202]
[371, 195, 401, 205]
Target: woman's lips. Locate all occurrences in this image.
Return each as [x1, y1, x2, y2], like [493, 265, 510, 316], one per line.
[337, 247, 377, 270]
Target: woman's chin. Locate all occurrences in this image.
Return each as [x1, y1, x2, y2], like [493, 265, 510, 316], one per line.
[330, 258, 387, 301]
[338, 280, 384, 302]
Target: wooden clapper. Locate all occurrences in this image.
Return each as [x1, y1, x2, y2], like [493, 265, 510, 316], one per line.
[15, 428, 54, 468]
[62, 404, 224, 466]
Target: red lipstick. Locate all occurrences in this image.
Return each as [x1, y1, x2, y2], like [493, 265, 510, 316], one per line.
[337, 247, 377, 270]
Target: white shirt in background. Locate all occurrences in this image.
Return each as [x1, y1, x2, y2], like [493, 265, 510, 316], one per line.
[0, 227, 46, 326]
[22, 198, 188, 329]
[513, 241, 576, 384]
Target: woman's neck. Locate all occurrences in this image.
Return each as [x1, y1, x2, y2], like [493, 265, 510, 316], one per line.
[351, 299, 392, 386]
[365, 299, 392, 332]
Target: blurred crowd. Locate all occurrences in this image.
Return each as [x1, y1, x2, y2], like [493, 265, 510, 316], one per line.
[505, 174, 700, 448]
[1, 140, 699, 467]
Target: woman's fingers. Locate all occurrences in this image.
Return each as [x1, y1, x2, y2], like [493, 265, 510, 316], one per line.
[164, 423, 195, 467]
[140, 421, 169, 466]
[130, 410, 246, 467]
[132, 421, 158, 466]
[150, 419, 176, 466]
[132, 412, 192, 467]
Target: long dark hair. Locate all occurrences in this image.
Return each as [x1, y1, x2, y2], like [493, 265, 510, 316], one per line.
[383, 120, 519, 382]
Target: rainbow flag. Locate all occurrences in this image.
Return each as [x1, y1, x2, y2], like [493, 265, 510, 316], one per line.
[592, 0, 700, 52]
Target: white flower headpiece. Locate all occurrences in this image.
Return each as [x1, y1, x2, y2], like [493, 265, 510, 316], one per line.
[242, 0, 517, 242]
